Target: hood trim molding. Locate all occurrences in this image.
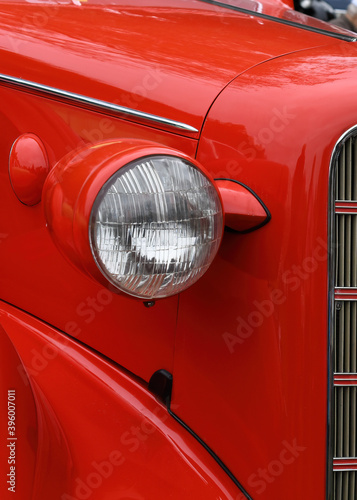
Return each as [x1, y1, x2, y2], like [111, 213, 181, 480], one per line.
[199, 0, 357, 42]
[0, 73, 199, 134]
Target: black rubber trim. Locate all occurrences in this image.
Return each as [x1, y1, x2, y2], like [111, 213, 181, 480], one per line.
[198, 0, 357, 42]
[149, 368, 252, 498]
[215, 178, 271, 233]
[148, 369, 173, 406]
[6, 296, 251, 498]
[168, 407, 253, 499]
[0, 298, 147, 388]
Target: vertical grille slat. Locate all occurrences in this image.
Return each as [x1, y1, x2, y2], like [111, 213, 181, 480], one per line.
[339, 146, 346, 200]
[346, 140, 352, 201]
[352, 217, 357, 288]
[342, 301, 357, 374]
[346, 216, 352, 288]
[352, 141, 357, 200]
[330, 130, 357, 500]
[334, 388, 357, 458]
[337, 215, 345, 287]
[337, 388, 343, 456]
[345, 303, 351, 373]
[344, 388, 350, 457]
[352, 304, 357, 372]
[351, 389, 356, 457]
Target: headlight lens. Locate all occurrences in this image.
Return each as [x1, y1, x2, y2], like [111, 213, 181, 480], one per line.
[89, 155, 223, 299]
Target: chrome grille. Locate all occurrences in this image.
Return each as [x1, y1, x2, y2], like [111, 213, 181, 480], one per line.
[334, 386, 357, 457]
[330, 129, 357, 500]
[334, 302, 357, 373]
[334, 472, 357, 499]
[335, 215, 357, 288]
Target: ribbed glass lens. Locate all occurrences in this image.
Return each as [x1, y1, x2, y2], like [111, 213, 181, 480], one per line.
[89, 155, 223, 299]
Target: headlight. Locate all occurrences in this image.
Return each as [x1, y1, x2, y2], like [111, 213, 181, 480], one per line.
[43, 140, 223, 300]
[90, 155, 222, 298]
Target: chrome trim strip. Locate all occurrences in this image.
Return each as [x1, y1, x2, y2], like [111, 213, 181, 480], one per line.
[327, 124, 357, 500]
[333, 464, 357, 472]
[333, 465, 357, 472]
[334, 375, 357, 383]
[333, 457, 357, 471]
[335, 287, 357, 290]
[334, 383, 357, 387]
[334, 297, 357, 299]
[198, 0, 357, 42]
[327, 134, 337, 500]
[335, 286, 357, 301]
[334, 298, 357, 301]
[334, 375, 357, 386]
[0, 73, 199, 134]
[334, 458, 357, 464]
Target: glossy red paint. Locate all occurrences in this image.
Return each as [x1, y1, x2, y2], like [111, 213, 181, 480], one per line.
[0, 0, 346, 386]
[0, 0, 347, 138]
[171, 42, 357, 499]
[9, 134, 49, 206]
[0, 325, 37, 499]
[216, 180, 269, 232]
[0, 1, 355, 499]
[0, 84, 196, 383]
[0, 301, 242, 499]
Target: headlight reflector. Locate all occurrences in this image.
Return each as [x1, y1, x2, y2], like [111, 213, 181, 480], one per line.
[89, 155, 223, 299]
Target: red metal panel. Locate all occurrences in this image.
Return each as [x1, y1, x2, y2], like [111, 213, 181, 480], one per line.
[0, 0, 340, 136]
[0, 325, 38, 499]
[0, 301, 241, 500]
[0, 2, 356, 498]
[171, 43, 357, 499]
[0, 86, 197, 382]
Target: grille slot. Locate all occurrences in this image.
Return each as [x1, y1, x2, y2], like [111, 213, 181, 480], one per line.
[334, 472, 357, 500]
[334, 302, 357, 373]
[334, 387, 357, 458]
[330, 130, 357, 500]
[336, 136, 357, 200]
[336, 215, 357, 288]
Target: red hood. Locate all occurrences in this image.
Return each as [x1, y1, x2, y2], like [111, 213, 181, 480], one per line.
[0, 0, 349, 136]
